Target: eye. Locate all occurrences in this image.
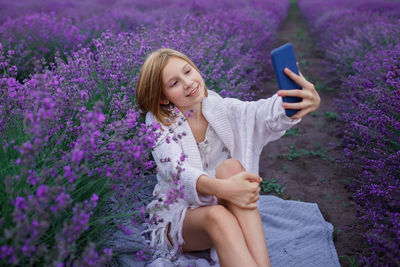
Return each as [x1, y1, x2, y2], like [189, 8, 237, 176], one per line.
[170, 81, 177, 87]
[185, 69, 191, 74]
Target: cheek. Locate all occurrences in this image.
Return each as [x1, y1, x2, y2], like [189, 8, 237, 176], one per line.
[197, 74, 205, 87]
[165, 88, 184, 103]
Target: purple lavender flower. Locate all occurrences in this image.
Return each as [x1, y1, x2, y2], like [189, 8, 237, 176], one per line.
[299, 0, 400, 265]
[36, 185, 48, 202]
[14, 197, 26, 210]
[1, 1, 291, 265]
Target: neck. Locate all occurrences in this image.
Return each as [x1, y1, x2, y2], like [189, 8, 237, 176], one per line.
[181, 103, 203, 123]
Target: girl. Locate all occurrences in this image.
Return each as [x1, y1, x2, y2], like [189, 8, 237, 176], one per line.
[136, 48, 320, 267]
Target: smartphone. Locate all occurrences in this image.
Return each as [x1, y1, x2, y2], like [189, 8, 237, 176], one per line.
[270, 43, 302, 117]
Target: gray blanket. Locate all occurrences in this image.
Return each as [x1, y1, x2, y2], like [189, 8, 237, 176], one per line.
[105, 179, 340, 267]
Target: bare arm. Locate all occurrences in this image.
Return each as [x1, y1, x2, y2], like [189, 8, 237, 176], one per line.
[196, 172, 262, 209]
[196, 174, 221, 196]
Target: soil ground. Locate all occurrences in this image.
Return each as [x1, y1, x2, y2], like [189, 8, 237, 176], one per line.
[257, 2, 366, 266]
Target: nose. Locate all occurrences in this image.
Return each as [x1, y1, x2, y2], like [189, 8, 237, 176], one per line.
[182, 76, 194, 90]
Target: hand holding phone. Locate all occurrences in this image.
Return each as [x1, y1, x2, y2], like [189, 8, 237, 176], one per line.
[270, 43, 302, 117]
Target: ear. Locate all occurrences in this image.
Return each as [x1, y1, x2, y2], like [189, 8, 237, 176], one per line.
[160, 96, 169, 105]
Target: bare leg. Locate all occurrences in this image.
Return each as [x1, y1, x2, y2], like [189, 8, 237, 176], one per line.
[174, 205, 258, 267]
[216, 159, 272, 267]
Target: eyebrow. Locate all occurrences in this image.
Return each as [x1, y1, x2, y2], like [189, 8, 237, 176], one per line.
[165, 63, 190, 85]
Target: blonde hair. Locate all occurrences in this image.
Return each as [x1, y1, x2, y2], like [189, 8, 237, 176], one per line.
[136, 48, 208, 126]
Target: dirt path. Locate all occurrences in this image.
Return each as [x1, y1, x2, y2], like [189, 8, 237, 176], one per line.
[257, 2, 365, 266]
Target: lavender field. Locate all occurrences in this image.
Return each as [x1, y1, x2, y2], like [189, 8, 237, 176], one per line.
[0, 0, 290, 266]
[298, 0, 400, 265]
[0, 0, 399, 266]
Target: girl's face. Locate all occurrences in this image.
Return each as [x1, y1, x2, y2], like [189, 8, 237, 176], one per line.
[161, 56, 206, 113]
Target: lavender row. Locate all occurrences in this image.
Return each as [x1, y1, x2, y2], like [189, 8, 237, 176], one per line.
[0, 0, 289, 81]
[298, 0, 400, 265]
[0, 0, 290, 265]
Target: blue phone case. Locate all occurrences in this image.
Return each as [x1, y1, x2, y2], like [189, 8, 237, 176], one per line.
[270, 43, 302, 117]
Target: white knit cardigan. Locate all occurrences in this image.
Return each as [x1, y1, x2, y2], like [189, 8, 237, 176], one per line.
[146, 90, 301, 209]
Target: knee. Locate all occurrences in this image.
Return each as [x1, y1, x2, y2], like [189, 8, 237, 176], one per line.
[215, 158, 245, 179]
[205, 205, 239, 235]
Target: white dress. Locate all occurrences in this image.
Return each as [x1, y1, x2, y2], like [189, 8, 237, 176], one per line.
[196, 124, 231, 179]
[144, 124, 230, 262]
[141, 90, 300, 264]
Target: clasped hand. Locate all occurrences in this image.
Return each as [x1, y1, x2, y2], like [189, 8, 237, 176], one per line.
[277, 67, 321, 120]
[218, 171, 262, 210]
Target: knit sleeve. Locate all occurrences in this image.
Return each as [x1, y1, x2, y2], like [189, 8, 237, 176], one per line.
[224, 93, 301, 149]
[151, 128, 217, 208]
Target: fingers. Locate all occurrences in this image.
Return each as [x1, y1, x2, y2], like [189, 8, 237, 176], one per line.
[277, 85, 315, 99]
[277, 67, 321, 119]
[245, 178, 261, 208]
[231, 188, 260, 210]
[277, 86, 315, 103]
[230, 186, 260, 210]
[290, 110, 308, 120]
[252, 195, 260, 203]
[253, 187, 260, 200]
[248, 186, 260, 206]
[240, 171, 262, 183]
[296, 62, 305, 79]
[282, 99, 309, 110]
[284, 105, 314, 120]
[249, 192, 260, 203]
[246, 195, 260, 209]
[283, 67, 312, 87]
[278, 88, 307, 98]
[252, 183, 261, 194]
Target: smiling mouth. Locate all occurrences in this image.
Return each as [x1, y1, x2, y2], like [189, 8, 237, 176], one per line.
[186, 86, 198, 97]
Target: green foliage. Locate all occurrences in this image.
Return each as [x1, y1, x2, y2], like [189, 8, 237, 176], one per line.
[315, 81, 334, 92]
[343, 179, 351, 184]
[316, 119, 325, 130]
[283, 127, 301, 137]
[300, 147, 328, 160]
[324, 111, 338, 121]
[332, 227, 342, 240]
[278, 145, 299, 160]
[260, 178, 285, 195]
[278, 143, 332, 162]
[282, 165, 290, 173]
[339, 256, 359, 267]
